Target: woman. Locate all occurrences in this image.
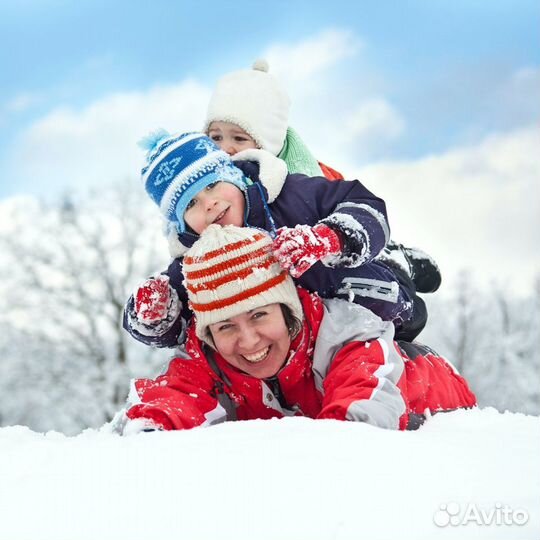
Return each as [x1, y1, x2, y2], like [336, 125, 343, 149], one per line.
[121, 225, 475, 435]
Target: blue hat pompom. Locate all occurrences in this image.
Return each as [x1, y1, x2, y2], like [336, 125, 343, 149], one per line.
[138, 128, 171, 153]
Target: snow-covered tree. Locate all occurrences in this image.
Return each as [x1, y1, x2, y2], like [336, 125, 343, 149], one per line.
[1, 186, 538, 433]
[423, 272, 540, 415]
[0, 182, 171, 433]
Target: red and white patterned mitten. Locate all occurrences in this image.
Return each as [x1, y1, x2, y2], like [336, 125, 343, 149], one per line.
[272, 224, 342, 277]
[134, 275, 171, 324]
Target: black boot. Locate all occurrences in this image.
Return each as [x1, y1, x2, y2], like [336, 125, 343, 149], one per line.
[377, 241, 442, 294]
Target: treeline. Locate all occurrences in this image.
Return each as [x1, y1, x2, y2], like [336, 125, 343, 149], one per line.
[0, 183, 537, 433]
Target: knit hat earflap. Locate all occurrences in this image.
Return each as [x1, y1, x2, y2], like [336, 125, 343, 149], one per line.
[183, 225, 303, 346]
[140, 131, 249, 233]
[204, 60, 290, 156]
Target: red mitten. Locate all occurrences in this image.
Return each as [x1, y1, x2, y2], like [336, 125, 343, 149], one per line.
[135, 275, 171, 324]
[272, 224, 342, 277]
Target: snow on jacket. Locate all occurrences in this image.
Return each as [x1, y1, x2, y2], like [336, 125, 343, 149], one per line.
[124, 289, 476, 432]
[124, 161, 416, 348]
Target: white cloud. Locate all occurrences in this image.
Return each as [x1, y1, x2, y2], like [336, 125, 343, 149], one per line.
[3, 28, 380, 197]
[5, 79, 210, 194]
[354, 125, 540, 295]
[510, 65, 540, 93]
[262, 28, 361, 87]
[491, 65, 540, 128]
[345, 99, 405, 141]
[300, 97, 405, 167]
[5, 92, 42, 114]
[255, 29, 404, 167]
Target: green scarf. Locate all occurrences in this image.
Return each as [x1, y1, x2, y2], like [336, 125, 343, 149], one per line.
[277, 126, 323, 177]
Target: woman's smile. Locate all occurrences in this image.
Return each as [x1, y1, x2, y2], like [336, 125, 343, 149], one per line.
[241, 345, 271, 363]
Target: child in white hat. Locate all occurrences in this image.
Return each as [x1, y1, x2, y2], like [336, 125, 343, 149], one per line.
[204, 59, 342, 180]
[204, 60, 441, 294]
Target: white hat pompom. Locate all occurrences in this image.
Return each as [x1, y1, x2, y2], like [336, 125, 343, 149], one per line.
[252, 58, 269, 72]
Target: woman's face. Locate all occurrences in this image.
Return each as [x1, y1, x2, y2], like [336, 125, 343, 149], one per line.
[209, 303, 291, 379]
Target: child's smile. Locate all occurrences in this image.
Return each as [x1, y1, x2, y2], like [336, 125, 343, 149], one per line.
[184, 181, 246, 234]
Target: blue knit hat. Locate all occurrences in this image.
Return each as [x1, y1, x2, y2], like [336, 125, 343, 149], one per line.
[141, 131, 249, 232]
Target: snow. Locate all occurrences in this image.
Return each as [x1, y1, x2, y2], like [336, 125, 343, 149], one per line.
[0, 408, 538, 540]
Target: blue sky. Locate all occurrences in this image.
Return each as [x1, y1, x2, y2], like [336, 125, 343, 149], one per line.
[1, 1, 538, 194]
[0, 0, 539, 292]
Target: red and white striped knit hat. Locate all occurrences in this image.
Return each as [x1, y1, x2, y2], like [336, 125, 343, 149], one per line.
[183, 224, 303, 345]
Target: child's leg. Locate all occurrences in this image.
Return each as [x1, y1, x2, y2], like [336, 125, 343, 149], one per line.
[391, 266, 428, 342]
[298, 260, 426, 340]
[377, 241, 442, 294]
[396, 339, 477, 416]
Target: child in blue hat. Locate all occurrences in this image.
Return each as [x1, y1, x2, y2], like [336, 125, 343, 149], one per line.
[124, 131, 429, 347]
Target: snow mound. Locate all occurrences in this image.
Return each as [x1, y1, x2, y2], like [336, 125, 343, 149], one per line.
[0, 408, 538, 540]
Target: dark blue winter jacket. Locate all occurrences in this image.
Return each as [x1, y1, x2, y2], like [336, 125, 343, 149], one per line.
[124, 161, 416, 348]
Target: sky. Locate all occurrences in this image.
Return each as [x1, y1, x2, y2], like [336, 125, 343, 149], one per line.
[0, 0, 539, 294]
[0, 409, 538, 539]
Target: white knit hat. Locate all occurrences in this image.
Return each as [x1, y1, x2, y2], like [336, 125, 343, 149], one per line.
[183, 224, 303, 345]
[204, 60, 291, 156]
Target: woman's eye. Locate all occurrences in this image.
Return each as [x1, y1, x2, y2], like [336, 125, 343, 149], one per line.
[252, 311, 267, 320]
[235, 137, 248, 142]
[209, 134, 222, 142]
[217, 324, 233, 332]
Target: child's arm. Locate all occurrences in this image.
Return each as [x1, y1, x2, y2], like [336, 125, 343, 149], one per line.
[270, 174, 390, 275]
[272, 223, 342, 277]
[123, 258, 191, 348]
[132, 274, 171, 324]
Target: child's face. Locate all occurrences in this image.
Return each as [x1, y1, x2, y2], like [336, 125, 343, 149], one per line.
[207, 121, 258, 155]
[184, 181, 246, 234]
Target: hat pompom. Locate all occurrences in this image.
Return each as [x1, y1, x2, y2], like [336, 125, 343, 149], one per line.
[252, 59, 269, 73]
[138, 128, 171, 153]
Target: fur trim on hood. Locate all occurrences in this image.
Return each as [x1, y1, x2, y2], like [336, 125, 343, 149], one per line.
[232, 148, 287, 203]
